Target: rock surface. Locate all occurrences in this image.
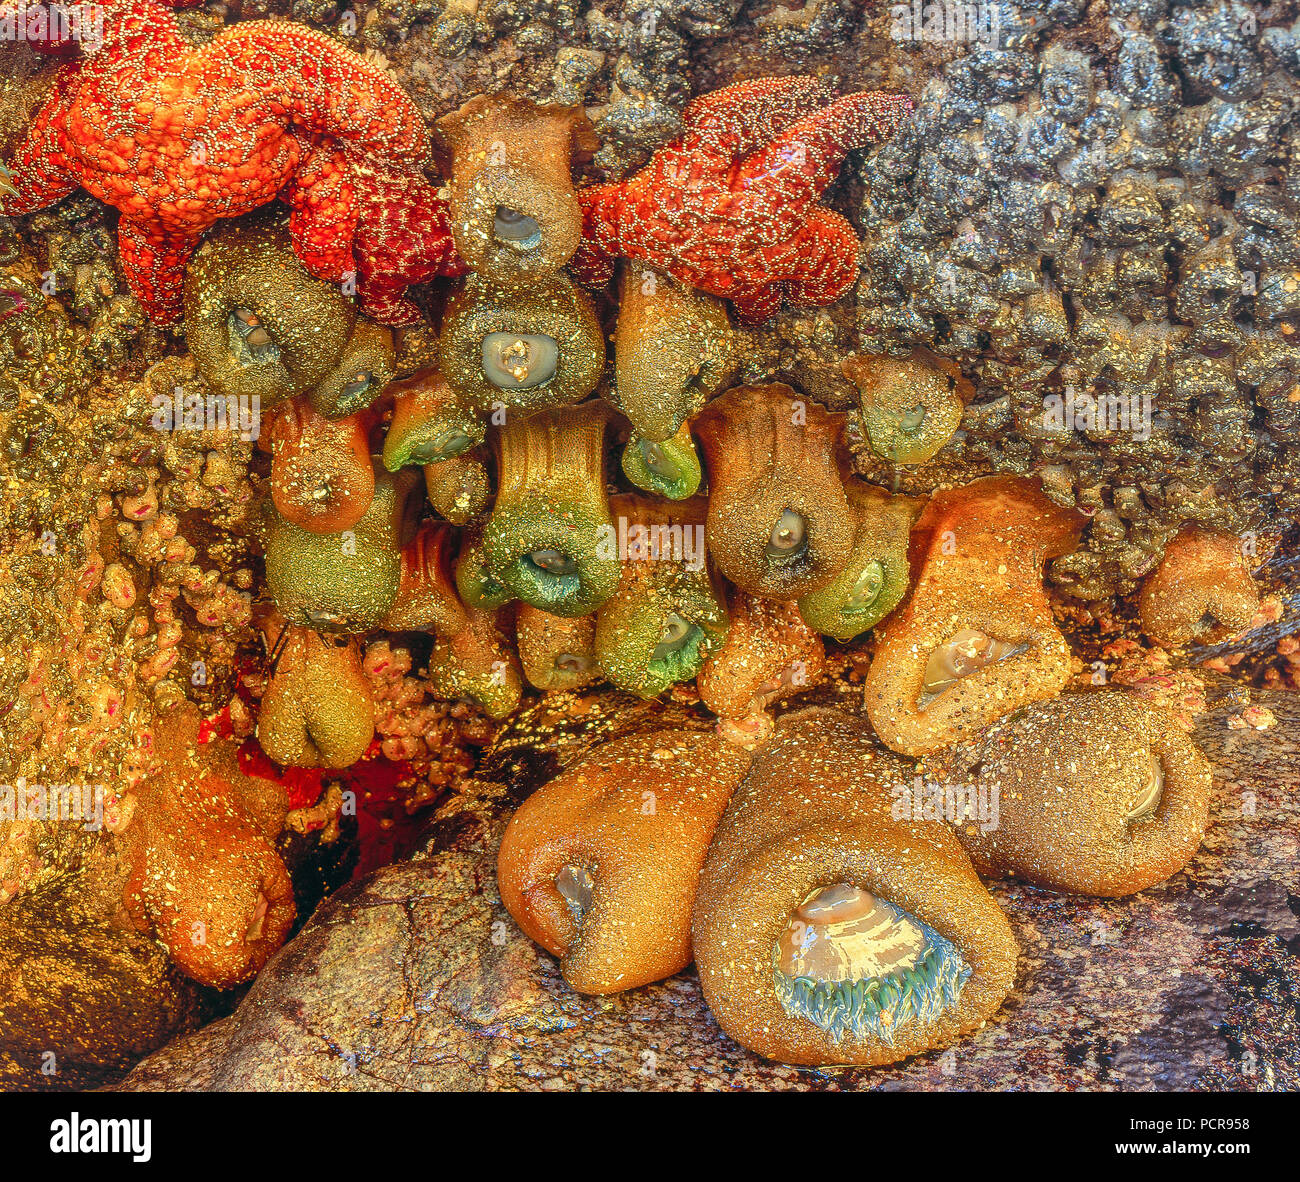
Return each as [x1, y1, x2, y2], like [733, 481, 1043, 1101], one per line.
[117, 682, 1300, 1091]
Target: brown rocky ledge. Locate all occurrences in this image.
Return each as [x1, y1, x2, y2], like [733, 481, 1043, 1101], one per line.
[116, 681, 1300, 1092]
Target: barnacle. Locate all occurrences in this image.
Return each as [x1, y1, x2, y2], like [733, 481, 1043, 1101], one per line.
[693, 708, 1017, 1066]
[610, 263, 734, 442]
[482, 402, 620, 616]
[436, 94, 596, 281]
[594, 495, 728, 698]
[935, 692, 1213, 897]
[863, 476, 1085, 756]
[183, 213, 394, 417]
[842, 349, 974, 466]
[694, 383, 853, 599]
[1138, 527, 1261, 648]
[797, 481, 920, 640]
[515, 606, 600, 691]
[257, 625, 376, 768]
[438, 272, 605, 417]
[499, 727, 752, 994]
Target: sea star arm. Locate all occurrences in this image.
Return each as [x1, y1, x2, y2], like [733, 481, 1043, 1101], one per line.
[0, 98, 76, 216]
[682, 75, 832, 159]
[210, 23, 432, 166]
[742, 90, 913, 209]
[570, 183, 625, 287]
[781, 206, 863, 309]
[116, 217, 199, 324]
[728, 283, 787, 326]
[280, 136, 359, 285]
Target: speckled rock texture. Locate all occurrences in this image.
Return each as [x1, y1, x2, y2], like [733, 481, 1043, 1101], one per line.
[117, 681, 1299, 1091]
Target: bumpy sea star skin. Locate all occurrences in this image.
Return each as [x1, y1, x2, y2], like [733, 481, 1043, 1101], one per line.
[934, 692, 1213, 898]
[266, 396, 380, 534]
[2, 0, 432, 322]
[515, 605, 600, 691]
[570, 76, 912, 325]
[435, 94, 596, 283]
[863, 475, 1085, 756]
[842, 349, 975, 466]
[483, 401, 621, 617]
[1138, 527, 1262, 648]
[183, 215, 394, 417]
[257, 624, 376, 768]
[437, 271, 605, 419]
[797, 481, 920, 640]
[498, 727, 752, 995]
[611, 263, 734, 443]
[697, 589, 825, 748]
[694, 383, 854, 599]
[693, 708, 1017, 1067]
[594, 494, 729, 699]
[345, 159, 467, 326]
[121, 706, 295, 989]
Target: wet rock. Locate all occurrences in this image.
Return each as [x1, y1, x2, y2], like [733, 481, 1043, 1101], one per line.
[118, 682, 1299, 1091]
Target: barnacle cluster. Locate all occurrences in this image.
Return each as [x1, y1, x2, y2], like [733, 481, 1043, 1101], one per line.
[856, 0, 1300, 598]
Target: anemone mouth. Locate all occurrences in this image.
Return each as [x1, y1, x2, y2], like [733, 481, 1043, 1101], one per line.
[764, 508, 810, 566]
[509, 551, 583, 609]
[244, 891, 270, 943]
[899, 402, 928, 432]
[481, 331, 558, 389]
[554, 652, 591, 675]
[645, 613, 708, 686]
[228, 307, 281, 367]
[1192, 609, 1220, 637]
[917, 627, 1030, 709]
[554, 863, 595, 928]
[1124, 752, 1165, 823]
[493, 205, 543, 252]
[842, 560, 885, 615]
[773, 884, 971, 1046]
[639, 439, 678, 482]
[288, 607, 355, 634]
[459, 561, 510, 610]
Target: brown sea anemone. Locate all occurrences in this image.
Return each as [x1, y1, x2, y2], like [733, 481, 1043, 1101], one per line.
[863, 475, 1085, 756]
[693, 708, 1018, 1066]
[498, 726, 752, 994]
[933, 691, 1213, 897]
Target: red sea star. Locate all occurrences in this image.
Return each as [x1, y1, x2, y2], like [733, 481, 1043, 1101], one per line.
[345, 159, 468, 325]
[570, 76, 912, 325]
[0, 0, 433, 322]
